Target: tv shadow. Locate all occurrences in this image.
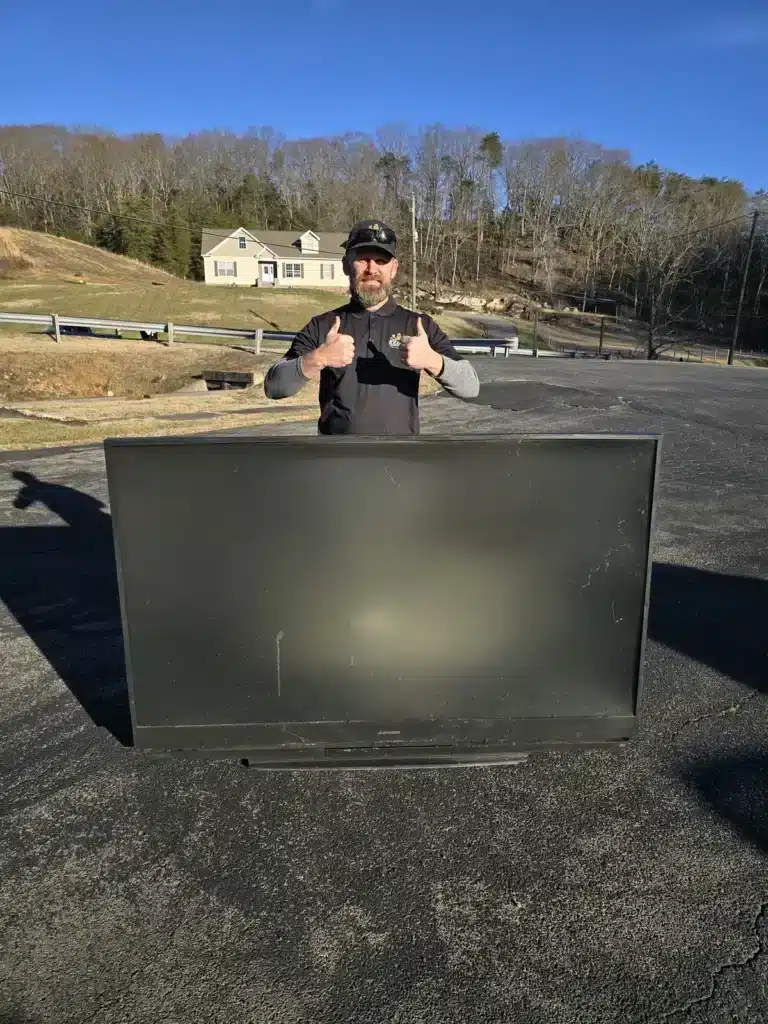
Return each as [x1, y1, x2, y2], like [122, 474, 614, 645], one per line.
[683, 753, 768, 855]
[0, 471, 131, 746]
[654, 565, 768, 856]
[648, 562, 768, 695]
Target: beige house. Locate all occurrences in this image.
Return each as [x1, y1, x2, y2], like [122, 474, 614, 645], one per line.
[201, 227, 348, 288]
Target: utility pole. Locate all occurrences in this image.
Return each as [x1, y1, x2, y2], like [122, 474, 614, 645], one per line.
[729, 210, 760, 366]
[411, 192, 417, 312]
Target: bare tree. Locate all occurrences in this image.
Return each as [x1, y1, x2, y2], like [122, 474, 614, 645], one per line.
[0, 122, 764, 353]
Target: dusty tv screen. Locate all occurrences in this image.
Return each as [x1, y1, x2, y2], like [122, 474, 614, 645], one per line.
[104, 434, 659, 760]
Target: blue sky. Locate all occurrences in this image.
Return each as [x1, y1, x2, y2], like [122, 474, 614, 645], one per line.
[1, 0, 766, 191]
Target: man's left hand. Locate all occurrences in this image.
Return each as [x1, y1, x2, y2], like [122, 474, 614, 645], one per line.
[401, 318, 444, 375]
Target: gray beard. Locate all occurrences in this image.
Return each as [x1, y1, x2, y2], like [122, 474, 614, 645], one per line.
[352, 279, 391, 308]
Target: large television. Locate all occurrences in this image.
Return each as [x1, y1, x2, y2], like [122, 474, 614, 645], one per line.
[104, 434, 660, 769]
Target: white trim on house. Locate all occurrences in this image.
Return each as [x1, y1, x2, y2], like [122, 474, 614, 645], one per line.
[253, 242, 280, 260]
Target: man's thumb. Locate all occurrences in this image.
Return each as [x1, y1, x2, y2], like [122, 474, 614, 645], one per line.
[416, 316, 427, 335]
[331, 315, 341, 334]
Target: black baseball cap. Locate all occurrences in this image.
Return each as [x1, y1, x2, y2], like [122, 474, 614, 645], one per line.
[344, 219, 397, 258]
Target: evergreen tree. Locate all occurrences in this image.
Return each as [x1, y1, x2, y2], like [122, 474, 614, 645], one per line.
[187, 193, 218, 280]
[150, 205, 192, 277]
[258, 177, 292, 229]
[118, 195, 154, 263]
[94, 214, 124, 254]
[171, 207, 191, 278]
[232, 173, 260, 223]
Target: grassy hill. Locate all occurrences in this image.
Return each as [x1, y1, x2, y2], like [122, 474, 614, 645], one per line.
[0, 228, 482, 340]
[0, 228, 350, 335]
[0, 227, 178, 284]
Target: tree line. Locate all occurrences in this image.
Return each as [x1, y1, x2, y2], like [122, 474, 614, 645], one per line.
[1, 123, 766, 351]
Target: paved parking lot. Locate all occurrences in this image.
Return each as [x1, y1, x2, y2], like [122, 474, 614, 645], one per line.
[1, 359, 766, 1023]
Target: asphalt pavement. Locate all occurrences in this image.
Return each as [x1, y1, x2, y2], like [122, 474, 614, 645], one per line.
[1, 358, 767, 1023]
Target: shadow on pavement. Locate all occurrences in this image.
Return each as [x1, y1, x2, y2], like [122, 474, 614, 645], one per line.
[0, 471, 131, 746]
[683, 753, 768, 855]
[649, 562, 768, 695]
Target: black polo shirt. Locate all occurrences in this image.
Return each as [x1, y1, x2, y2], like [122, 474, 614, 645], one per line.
[285, 296, 466, 435]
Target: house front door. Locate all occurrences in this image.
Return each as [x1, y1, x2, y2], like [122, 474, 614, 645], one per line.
[261, 263, 275, 285]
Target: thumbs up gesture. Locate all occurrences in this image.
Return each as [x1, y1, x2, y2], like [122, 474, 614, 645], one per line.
[401, 317, 440, 372]
[319, 316, 355, 368]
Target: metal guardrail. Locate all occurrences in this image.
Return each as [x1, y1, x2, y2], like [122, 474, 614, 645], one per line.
[0, 310, 523, 356]
[0, 311, 169, 332]
[0, 312, 58, 325]
[4, 311, 762, 362]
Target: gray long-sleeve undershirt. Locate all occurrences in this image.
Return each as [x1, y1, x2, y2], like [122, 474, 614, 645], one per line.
[263, 353, 480, 402]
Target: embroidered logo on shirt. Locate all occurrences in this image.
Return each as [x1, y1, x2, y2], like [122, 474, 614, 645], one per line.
[388, 333, 403, 348]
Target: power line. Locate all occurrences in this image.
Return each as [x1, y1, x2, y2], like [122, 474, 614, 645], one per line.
[659, 213, 754, 243]
[609, 212, 756, 263]
[0, 187, 158, 224]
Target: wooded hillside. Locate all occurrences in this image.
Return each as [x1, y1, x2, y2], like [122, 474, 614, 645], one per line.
[1, 124, 766, 352]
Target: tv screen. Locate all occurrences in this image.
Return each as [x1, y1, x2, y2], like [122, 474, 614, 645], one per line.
[104, 434, 659, 760]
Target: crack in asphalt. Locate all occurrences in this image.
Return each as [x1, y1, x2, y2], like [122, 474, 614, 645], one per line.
[662, 689, 762, 743]
[655, 901, 767, 1021]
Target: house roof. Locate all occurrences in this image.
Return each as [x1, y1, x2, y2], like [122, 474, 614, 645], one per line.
[201, 228, 347, 260]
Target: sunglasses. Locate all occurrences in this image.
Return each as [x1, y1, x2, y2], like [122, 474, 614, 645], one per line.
[347, 226, 396, 249]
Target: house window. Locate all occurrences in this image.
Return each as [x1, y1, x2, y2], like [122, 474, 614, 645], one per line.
[320, 263, 335, 280]
[215, 261, 237, 277]
[282, 263, 304, 279]
[239, 236, 247, 249]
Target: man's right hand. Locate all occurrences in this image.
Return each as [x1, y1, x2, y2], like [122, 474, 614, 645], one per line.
[302, 316, 355, 377]
[319, 316, 355, 367]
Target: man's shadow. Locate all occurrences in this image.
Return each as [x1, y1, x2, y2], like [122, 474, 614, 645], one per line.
[0, 471, 132, 745]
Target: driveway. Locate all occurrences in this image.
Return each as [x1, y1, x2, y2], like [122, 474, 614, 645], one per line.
[459, 311, 520, 340]
[1, 359, 766, 1023]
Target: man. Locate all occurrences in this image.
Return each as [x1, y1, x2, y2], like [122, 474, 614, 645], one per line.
[263, 220, 480, 435]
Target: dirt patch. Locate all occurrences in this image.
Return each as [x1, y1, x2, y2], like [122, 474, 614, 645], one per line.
[0, 335, 277, 401]
[0, 331, 442, 450]
[5, 388, 310, 425]
[0, 407, 320, 451]
[0, 334, 441, 403]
